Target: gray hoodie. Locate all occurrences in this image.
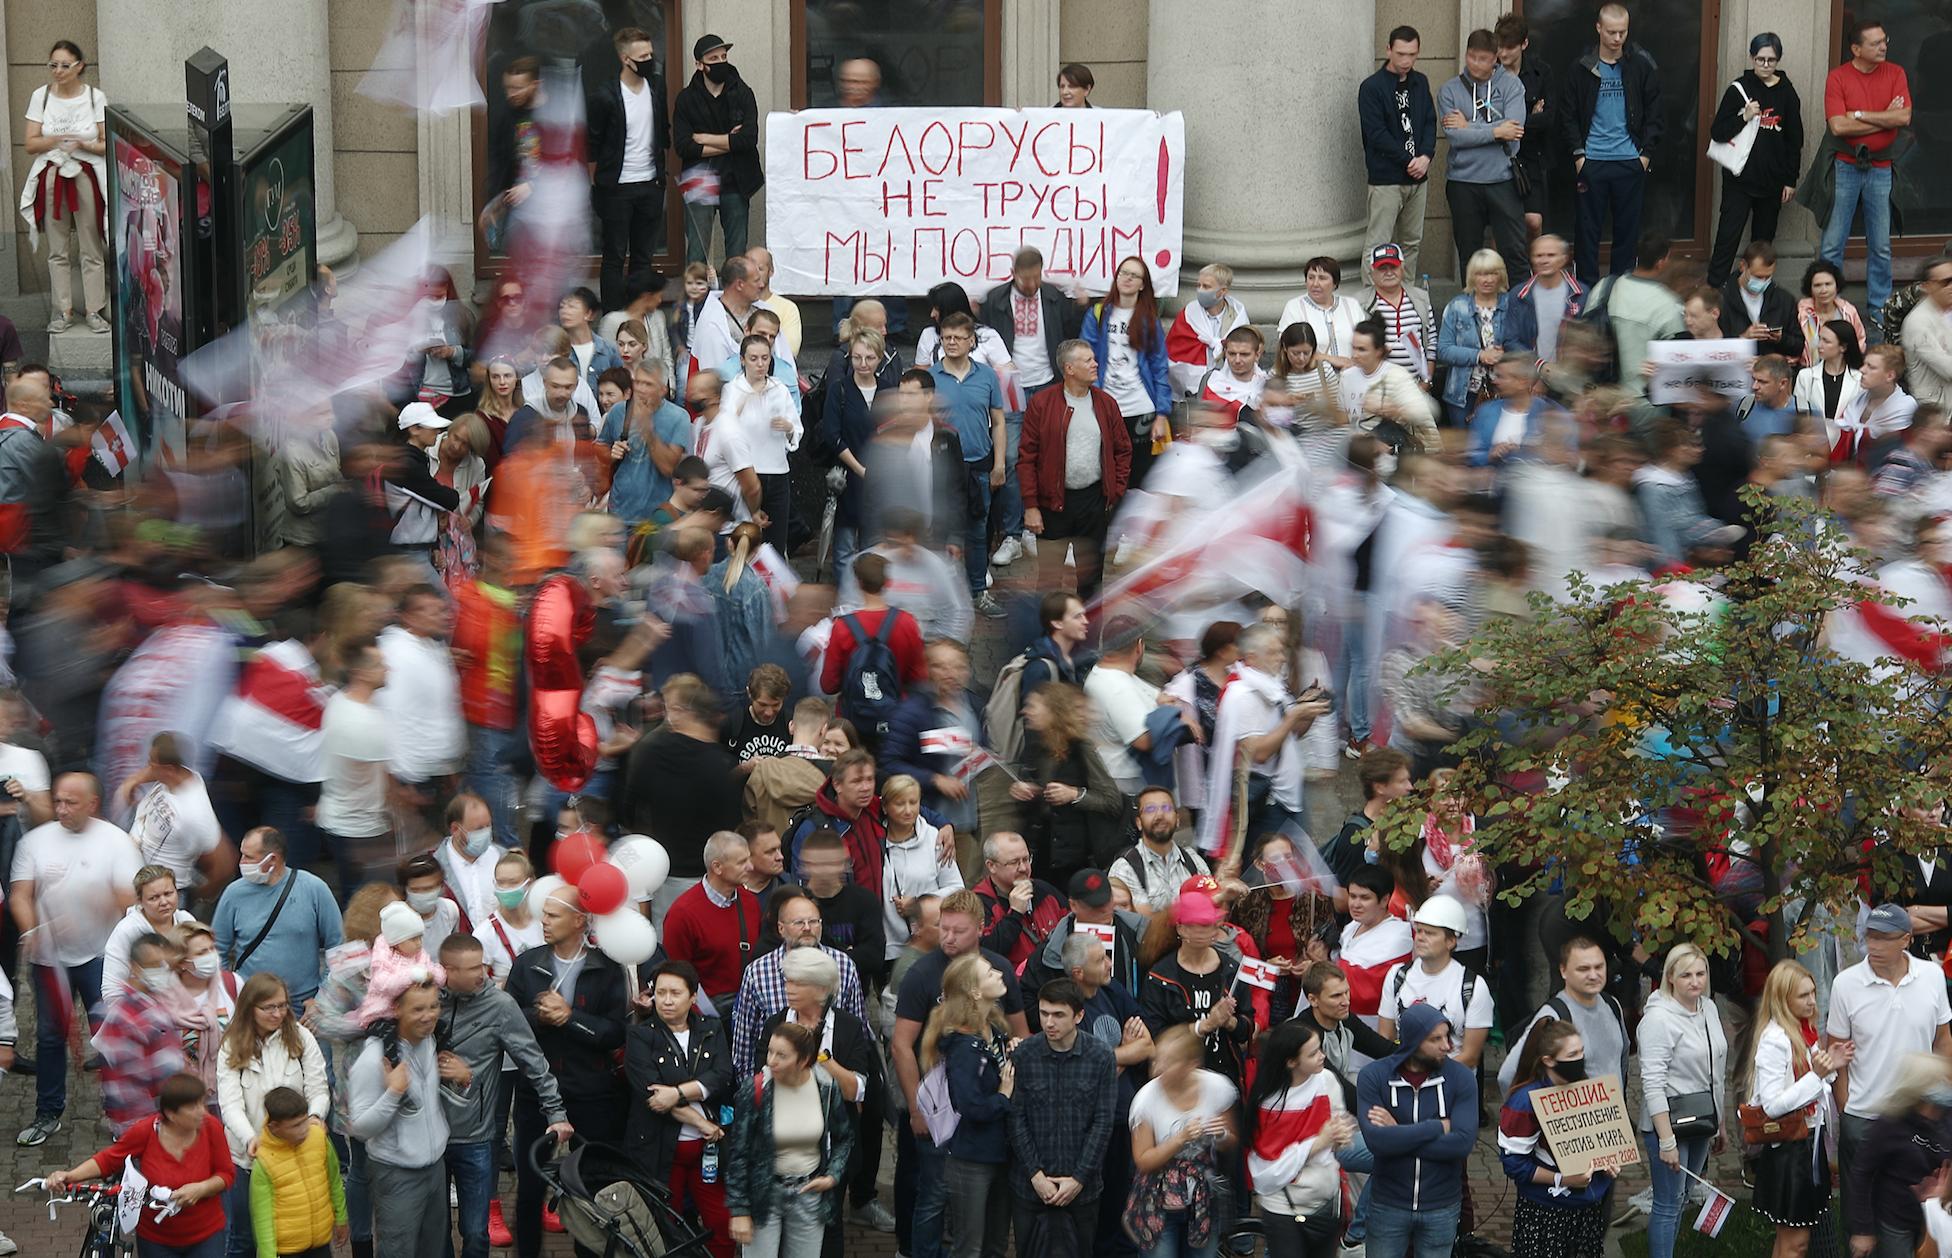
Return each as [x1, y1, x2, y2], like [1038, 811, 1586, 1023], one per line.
[348, 1034, 449, 1169]
[1636, 987, 1729, 1133]
[1435, 66, 1525, 185]
[438, 982, 568, 1144]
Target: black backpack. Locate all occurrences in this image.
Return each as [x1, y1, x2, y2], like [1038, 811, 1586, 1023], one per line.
[1577, 275, 1623, 385]
[1390, 962, 1481, 1035]
[1114, 843, 1200, 895]
[839, 611, 905, 738]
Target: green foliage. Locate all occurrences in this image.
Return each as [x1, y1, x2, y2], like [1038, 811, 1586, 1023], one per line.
[1377, 493, 1952, 963]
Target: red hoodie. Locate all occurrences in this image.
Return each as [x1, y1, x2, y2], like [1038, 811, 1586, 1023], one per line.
[792, 779, 889, 901]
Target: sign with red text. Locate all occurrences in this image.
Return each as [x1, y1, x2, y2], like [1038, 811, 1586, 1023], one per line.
[765, 108, 1186, 297]
[1532, 1074, 1641, 1177]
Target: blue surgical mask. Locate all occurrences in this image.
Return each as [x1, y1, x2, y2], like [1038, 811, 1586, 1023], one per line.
[1363, 847, 1381, 865]
[1744, 275, 1771, 296]
[407, 889, 443, 914]
[461, 826, 494, 858]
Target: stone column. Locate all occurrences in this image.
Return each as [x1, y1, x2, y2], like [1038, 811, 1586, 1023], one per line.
[1002, 0, 1061, 109]
[95, 0, 357, 268]
[1148, 0, 1376, 320]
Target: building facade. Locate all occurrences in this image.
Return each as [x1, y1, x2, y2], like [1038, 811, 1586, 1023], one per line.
[0, 0, 1934, 327]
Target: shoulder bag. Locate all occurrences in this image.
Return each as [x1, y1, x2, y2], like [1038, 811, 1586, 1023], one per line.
[229, 872, 299, 971]
[1664, 1013, 1719, 1141]
[1708, 81, 1759, 175]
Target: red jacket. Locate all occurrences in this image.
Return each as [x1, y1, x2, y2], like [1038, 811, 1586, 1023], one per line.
[1017, 383, 1132, 513]
[452, 578, 521, 730]
[971, 874, 1068, 971]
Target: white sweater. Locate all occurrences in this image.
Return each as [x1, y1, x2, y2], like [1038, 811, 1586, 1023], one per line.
[216, 1023, 331, 1165]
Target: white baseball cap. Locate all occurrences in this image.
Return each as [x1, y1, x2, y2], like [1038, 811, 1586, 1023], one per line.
[398, 401, 451, 431]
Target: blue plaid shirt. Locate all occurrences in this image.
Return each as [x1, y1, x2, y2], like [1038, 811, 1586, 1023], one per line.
[731, 943, 869, 1078]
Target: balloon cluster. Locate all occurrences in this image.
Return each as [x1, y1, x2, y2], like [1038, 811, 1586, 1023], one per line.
[531, 832, 671, 967]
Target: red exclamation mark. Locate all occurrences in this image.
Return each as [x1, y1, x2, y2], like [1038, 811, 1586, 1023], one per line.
[1154, 138, 1172, 269]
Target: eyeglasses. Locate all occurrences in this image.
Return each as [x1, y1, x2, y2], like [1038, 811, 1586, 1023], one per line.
[1753, 54, 1779, 64]
[48, 62, 80, 71]
[781, 917, 821, 929]
[259, 1002, 290, 1014]
[1139, 804, 1177, 816]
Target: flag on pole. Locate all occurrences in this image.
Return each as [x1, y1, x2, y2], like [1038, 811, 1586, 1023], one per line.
[1691, 1184, 1735, 1238]
[921, 727, 976, 758]
[953, 748, 1002, 782]
[90, 410, 134, 475]
[679, 164, 721, 206]
[1077, 920, 1116, 954]
[1236, 956, 1280, 991]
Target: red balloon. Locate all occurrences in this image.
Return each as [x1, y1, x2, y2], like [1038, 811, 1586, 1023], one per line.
[553, 831, 606, 884]
[526, 574, 599, 792]
[579, 861, 630, 917]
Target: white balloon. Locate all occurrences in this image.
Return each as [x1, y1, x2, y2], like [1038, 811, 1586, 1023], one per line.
[609, 835, 670, 900]
[593, 907, 658, 966]
[527, 874, 567, 920]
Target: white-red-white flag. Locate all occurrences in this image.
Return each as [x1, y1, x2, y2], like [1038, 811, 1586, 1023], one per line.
[1077, 920, 1116, 954]
[91, 410, 134, 475]
[1236, 956, 1280, 991]
[1692, 1185, 1736, 1238]
[921, 727, 976, 758]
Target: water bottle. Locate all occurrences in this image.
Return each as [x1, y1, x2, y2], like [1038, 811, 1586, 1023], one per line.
[700, 1141, 719, 1184]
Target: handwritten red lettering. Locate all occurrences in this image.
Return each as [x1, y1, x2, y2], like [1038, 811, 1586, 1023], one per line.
[803, 122, 838, 180]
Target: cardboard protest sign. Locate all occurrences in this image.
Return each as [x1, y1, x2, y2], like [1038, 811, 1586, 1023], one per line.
[1532, 1074, 1642, 1176]
[765, 108, 1185, 297]
[1647, 338, 1757, 406]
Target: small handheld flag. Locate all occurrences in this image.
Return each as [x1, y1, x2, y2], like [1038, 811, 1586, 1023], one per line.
[1236, 956, 1279, 991]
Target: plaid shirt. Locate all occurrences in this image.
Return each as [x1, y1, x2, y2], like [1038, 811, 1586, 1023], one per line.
[97, 990, 187, 1134]
[1007, 1031, 1118, 1200]
[731, 944, 868, 1078]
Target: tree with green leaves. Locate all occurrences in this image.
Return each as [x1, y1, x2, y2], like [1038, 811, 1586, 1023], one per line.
[1378, 495, 1952, 966]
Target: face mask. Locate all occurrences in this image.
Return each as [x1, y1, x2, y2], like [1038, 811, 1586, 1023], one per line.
[240, 855, 273, 885]
[1931, 1084, 1952, 1108]
[1364, 847, 1381, 865]
[407, 890, 443, 914]
[139, 966, 175, 991]
[1553, 1056, 1589, 1083]
[1195, 289, 1223, 311]
[495, 883, 531, 911]
[191, 953, 221, 979]
[632, 57, 656, 80]
[704, 61, 733, 84]
[461, 826, 494, 858]
[1744, 276, 1771, 296]
[1263, 404, 1296, 430]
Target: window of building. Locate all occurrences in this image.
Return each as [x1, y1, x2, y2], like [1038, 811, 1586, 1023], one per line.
[1833, 3, 1952, 242]
[793, 0, 1001, 108]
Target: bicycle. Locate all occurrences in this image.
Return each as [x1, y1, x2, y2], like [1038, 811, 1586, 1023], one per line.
[15, 1177, 127, 1257]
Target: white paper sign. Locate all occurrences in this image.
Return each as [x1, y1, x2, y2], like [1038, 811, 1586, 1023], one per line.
[764, 108, 1186, 298]
[1646, 338, 1757, 406]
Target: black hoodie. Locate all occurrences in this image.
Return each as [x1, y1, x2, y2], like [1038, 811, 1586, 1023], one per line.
[1708, 70, 1804, 195]
[672, 66, 764, 197]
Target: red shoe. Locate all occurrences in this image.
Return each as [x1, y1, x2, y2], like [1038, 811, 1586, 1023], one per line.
[542, 1203, 566, 1233]
[488, 1199, 514, 1247]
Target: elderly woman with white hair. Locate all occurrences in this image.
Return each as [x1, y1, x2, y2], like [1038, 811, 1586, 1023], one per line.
[1847, 1052, 1952, 1258]
[759, 943, 891, 1232]
[1636, 944, 1730, 1258]
[1435, 248, 1512, 429]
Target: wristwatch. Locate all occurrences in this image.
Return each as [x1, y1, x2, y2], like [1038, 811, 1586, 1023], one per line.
[1853, 110, 1864, 122]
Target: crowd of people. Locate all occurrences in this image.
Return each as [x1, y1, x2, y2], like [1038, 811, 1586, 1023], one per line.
[9, 8, 1952, 1258]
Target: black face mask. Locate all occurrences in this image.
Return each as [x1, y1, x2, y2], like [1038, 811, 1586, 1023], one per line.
[705, 61, 734, 84]
[1553, 1057, 1588, 1083]
[630, 57, 655, 80]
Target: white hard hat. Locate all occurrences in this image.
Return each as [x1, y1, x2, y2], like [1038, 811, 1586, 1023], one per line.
[1412, 894, 1468, 936]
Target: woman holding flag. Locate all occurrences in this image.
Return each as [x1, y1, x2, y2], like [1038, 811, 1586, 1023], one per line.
[1498, 1019, 1611, 1258]
[1232, 833, 1338, 1023]
[1246, 1021, 1357, 1258]
[1138, 887, 1256, 1087]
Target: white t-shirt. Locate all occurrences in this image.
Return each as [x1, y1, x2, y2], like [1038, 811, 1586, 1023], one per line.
[1825, 954, 1952, 1118]
[476, 911, 544, 985]
[435, 838, 508, 929]
[698, 417, 758, 521]
[27, 86, 103, 144]
[377, 627, 466, 779]
[0, 742, 51, 794]
[1375, 957, 1494, 1058]
[101, 905, 197, 1002]
[128, 774, 222, 886]
[1062, 389, 1101, 489]
[1128, 1070, 1239, 1140]
[1084, 666, 1160, 794]
[11, 818, 142, 967]
[1101, 305, 1153, 418]
[317, 693, 390, 839]
[619, 78, 656, 183]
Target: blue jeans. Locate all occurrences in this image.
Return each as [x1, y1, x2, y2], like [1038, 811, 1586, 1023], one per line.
[1364, 1200, 1460, 1258]
[1335, 1128, 1375, 1242]
[138, 1233, 229, 1258]
[1336, 600, 1372, 742]
[1644, 1130, 1711, 1258]
[1821, 160, 1895, 321]
[1145, 1212, 1218, 1258]
[684, 189, 752, 266]
[32, 958, 103, 1117]
[445, 1139, 498, 1258]
[833, 524, 860, 587]
[224, 1165, 254, 1258]
[464, 723, 523, 847]
[332, 1130, 373, 1243]
[912, 1134, 950, 1258]
[962, 462, 994, 596]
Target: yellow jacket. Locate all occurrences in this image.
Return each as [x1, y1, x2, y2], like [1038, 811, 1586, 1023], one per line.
[249, 1122, 345, 1257]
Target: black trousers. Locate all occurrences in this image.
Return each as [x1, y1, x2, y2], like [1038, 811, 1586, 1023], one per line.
[515, 1088, 627, 1258]
[1707, 177, 1786, 287]
[1039, 480, 1109, 601]
[852, 1090, 885, 1208]
[1015, 1193, 1100, 1258]
[594, 181, 665, 312]
[1447, 178, 1531, 287]
[758, 471, 792, 557]
[1574, 158, 1647, 284]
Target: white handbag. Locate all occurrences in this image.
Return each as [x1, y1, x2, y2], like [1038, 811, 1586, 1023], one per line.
[1707, 81, 1759, 175]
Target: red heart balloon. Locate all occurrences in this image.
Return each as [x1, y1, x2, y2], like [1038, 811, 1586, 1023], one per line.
[553, 831, 606, 885]
[578, 861, 630, 918]
[526, 574, 599, 791]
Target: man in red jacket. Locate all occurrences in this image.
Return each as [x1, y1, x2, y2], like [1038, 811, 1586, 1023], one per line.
[1017, 339, 1132, 599]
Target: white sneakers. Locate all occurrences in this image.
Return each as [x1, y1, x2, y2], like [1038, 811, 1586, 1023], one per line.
[992, 536, 1024, 566]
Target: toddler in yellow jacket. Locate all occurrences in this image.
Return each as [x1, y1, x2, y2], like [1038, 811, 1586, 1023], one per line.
[249, 1087, 348, 1258]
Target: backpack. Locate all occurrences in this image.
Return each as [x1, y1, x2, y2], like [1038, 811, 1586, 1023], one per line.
[983, 648, 1037, 763]
[1577, 275, 1623, 385]
[914, 1059, 961, 1146]
[1390, 962, 1480, 1035]
[1114, 843, 1199, 895]
[839, 611, 904, 738]
[1547, 991, 1630, 1056]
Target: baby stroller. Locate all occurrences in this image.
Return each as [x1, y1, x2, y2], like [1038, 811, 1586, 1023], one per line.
[531, 1135, 716, 1258]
